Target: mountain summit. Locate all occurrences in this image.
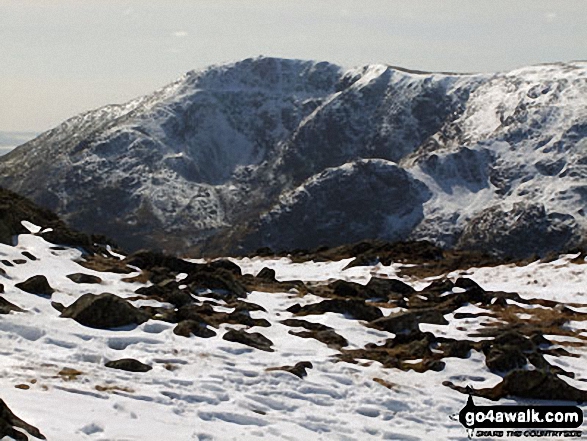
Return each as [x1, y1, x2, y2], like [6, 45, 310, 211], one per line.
[1, 57, 586, 257]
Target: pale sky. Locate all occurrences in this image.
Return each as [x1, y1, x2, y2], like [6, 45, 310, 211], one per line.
[1, 0, 586, 132]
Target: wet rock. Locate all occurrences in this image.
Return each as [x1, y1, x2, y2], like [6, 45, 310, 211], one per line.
[105, 358, 152, 373]
[0, 397, 46, 440]
[15, 275, 54, 297]
[222, 329, 274, 352]
[60, 293, 150, 329]
[294, 299, 383, 321]
[267, 361, 313, 379]
[173, 320, 217, 338]
[67, 273, 102, 284]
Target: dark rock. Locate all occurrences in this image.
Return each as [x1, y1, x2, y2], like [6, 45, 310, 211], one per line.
[15, 275, 54, 296]
[370, 309, 448, 334]
[67, 273, 102, 284]
[280, 318, 332, 332]
[422, 279, 454, 294]
[227, 308, 271, 328]
[267, 361, 313, 379]
[286, 303, 302, 314]
[205, 259, 242, 276]
[20, 251, 37, 261]
[223, 329, 274, 352]
[186, 268, 248, 299]
[328, 280, 376, 300]
[173, 320, 217, 338]
[443, 340, 472, 358]
[447, 370, 587, 402]
[60, 293, 150, 329]
[0, 397, 46, 440]
[136, 283, 195, 308]
[256, 267, 276, 281]
[1, 260, 13, 267]
[232, 300, 267, 313]
[0, 283, 3, 293]
[484, 346, 527, 373]
[124, 250, 199, 273]
[289, 329, 348, 348]
[0, 297, 23, 314]
[366, 277, 415, 299]
[295, 299, 383, 321]
[105, 358, 152, 373]
[50, 301, 65, 313]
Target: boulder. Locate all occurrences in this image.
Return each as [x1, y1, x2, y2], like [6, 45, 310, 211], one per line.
[222, 329, 274, 352]
[370, 309, 448, 334]
[105, 359, 152, 373]
[267, 361, 313, 379]
[60, 293, 150, 329]
[66, 273, 102, 284]
[289, 329, 348, 348]
[366, 277, 415, 299]
[446, 370, 587, 402]
[15, 275, 54, 296]
[256, 267, 276, 281]
[173, 320, 216, 338]
[0, 297, 23, 314]
[294, 299, 383, 321]
[328, 280, 376, 300]
[0, 397, 46, 440]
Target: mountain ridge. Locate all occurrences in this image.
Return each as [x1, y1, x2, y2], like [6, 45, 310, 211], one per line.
[1, 56, 586, 257]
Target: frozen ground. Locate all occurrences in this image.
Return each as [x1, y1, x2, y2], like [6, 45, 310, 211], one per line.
[0, 223, 586, 440]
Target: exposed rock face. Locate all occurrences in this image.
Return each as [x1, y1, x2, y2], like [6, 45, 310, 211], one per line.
[1, 58, 586, 257]
[60, 293, 150, 329]
[239, 159, 432, 251]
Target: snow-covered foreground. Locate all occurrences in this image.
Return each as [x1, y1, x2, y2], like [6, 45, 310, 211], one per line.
[1, 225, 586, 440]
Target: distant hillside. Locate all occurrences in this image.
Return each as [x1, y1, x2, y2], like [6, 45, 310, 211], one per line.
[0, 57, 586, 258]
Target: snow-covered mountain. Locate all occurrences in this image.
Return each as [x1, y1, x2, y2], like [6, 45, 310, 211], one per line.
[1, 57, 586, 257]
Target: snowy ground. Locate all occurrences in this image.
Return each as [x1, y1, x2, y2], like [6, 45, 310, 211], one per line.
[0, 224, 586, 440]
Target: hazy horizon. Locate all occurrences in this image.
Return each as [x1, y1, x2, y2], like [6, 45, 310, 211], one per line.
[1, 0, 586, 133]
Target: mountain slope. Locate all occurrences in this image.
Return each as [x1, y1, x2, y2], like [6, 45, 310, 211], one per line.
[0, 57, 586, 257]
